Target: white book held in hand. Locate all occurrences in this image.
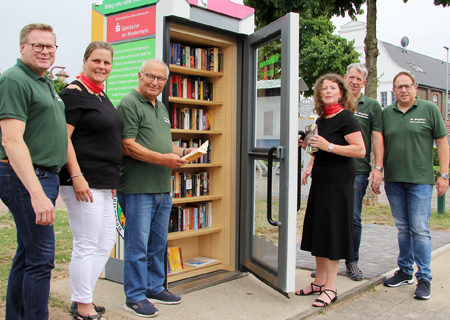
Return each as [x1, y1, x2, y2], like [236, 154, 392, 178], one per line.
[182, 140, 209, 163]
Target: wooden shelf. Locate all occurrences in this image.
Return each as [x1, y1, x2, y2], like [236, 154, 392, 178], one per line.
[167, 261, 223, 283]
[164, 21, 238, 285]
[169, 96, 223, 106]
[170, 64, 223, 78]
[171, 129, 222, 135]
[177, 163, 222, 168]
[168, 227, 222, 240]
[172, 195, 223, 205]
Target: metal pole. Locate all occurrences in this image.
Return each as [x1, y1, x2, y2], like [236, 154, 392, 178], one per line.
[439, 46, 449, 214]
[445, 46, 449, 120]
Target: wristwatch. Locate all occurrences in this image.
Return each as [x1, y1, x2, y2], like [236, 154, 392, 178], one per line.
[375, 166, 384, 173]
[328, 143, 335, 153]
[440, 173, 449, 180]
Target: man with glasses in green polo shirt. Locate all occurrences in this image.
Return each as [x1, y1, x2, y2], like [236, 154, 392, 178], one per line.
[382, 71, 449, 301]
[0, 23, 67, 319]
[117, 59, 194, 317]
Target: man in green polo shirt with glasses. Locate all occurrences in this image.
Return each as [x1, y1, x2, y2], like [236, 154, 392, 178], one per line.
[382, 71, 449, 301]
[0, 23, 67, 319]
[117, 59, 194, 317]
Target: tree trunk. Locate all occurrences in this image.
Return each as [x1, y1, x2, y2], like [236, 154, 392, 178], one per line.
[363, 0, 379, 206]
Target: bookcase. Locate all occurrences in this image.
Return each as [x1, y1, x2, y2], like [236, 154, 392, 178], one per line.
[165, 22, 238, 283]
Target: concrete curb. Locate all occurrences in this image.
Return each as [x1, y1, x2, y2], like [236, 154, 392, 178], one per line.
[286, 275, 386, 320]
[286, 243, 450, 320]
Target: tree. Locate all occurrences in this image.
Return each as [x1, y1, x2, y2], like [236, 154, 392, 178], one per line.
[365, 0, 450, 102]
[244, 1, 361, 97]
[45, 71, 67, 94]
[52, 78, 66, 95]
[244, 0, 365, 29]
[298, 15, 359, 97]
[362, 0, 450, 205]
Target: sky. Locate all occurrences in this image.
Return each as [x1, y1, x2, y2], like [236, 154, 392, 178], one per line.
[1, 0, 449, 82]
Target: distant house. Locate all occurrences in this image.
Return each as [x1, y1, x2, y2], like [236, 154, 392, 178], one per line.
[338, 21, 450, 118]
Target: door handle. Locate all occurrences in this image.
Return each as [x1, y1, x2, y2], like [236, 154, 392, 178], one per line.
[297, 130, 306, 211]
[267, 146, 282, 227]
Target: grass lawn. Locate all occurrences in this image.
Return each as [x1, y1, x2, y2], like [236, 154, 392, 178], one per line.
[0, 209, 72, 317]
[0, 202, 449, 317]
[255, 201, 450, 245]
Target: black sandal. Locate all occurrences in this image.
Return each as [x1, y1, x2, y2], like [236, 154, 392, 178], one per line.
[70, 302, 106, 315]
[312, 289, 337, 307]
[72, 310, 107, 320]
[295, 282, 324, 296]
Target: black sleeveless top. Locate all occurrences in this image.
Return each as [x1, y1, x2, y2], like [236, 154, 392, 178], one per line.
[59, 80, 124, 188]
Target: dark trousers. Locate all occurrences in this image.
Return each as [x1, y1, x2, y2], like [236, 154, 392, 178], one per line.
[0, 162, 59, 320]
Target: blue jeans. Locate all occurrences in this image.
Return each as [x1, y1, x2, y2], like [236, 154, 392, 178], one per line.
[346, 174, 369, 265]
[385, 182, 433, 282]
[0, 162, 59, 320]
[118, 192, 172, 303]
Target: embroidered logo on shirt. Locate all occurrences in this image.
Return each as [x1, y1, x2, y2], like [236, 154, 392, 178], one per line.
[355, 111, 369, 119]
[164, 117, 171, 125]
[55, 93, 62, 102]
[410, 118, 426, 124]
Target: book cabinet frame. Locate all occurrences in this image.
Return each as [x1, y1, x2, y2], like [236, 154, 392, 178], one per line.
[166, 22, 238, 283]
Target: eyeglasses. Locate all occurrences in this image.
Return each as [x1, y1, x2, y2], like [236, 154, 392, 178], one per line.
[24, 42, 58, 53]
[394, 84, 414, 91]
[142, 72, 166, 83]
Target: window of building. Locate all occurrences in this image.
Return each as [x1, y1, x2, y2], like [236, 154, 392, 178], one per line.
[381, 92, 387, 108]
[408, 63, 425, 73]
[391, 91, 397, 104]
[433, 94, 438, 105]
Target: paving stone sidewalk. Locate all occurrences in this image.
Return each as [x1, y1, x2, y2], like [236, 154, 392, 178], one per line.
[296, 223, 450, 279]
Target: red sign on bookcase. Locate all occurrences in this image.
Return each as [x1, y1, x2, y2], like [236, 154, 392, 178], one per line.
[107, 6, 156, 42]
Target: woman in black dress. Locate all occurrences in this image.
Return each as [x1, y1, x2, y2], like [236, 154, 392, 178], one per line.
[59, 41, 124, 320]
[296, 73, 365, 307]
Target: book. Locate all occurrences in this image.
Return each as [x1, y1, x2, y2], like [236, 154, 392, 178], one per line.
[187, 204, 200, 229]
[305, 123, 319, 154]
[213, 47, 219, 72]
[190, 47, 195, 68]
[184, 258, 209, 267]
[184, 256, 218, 267]
[167, 246, 183, 273]
[194, 256, 218, 264]
[219, 51, 224, 73]
[181, 45, 186, 67]
[182, 140, 209, 163]
[185, 45, 190, 68]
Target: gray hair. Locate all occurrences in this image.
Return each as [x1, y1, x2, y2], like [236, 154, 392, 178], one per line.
[346, 63, 368, 81]
[140, 59, 169, 79]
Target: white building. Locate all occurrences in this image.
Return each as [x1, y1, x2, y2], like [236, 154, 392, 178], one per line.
[338, 21, 450, 117]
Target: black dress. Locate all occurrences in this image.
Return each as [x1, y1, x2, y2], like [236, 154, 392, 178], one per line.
[300, 109, 361, 261]
[59, 80, 124, 189]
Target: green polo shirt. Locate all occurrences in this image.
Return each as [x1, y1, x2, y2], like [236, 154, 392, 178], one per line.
[353, 94, 383, 174]
[117, 90, 173, 194]
[0, 59, 67, 169]
[383, 98, 447, 185]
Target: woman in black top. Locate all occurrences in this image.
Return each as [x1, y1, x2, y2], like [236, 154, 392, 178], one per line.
[296, 74, 365, 307]
[59, 41, 124, 320]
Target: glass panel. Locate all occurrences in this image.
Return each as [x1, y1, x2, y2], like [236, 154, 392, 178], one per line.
[252, 159, 280, 272]
[254, 39, 282, 148]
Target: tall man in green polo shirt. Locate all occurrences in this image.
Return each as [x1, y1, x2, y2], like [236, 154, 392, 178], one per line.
[117, 59, 193, 317]
[0, 23, 67, 319]
[383, 71, 449, 300]
[344, 63, 384, 281]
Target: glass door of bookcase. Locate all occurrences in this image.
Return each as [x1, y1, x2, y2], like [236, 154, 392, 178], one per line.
[239, 13, 299, 295]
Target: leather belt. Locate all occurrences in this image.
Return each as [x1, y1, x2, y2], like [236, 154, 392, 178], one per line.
[0, 159, 60, 173]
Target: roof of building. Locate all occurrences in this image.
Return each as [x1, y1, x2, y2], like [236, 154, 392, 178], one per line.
[381, 41, 449, 91]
